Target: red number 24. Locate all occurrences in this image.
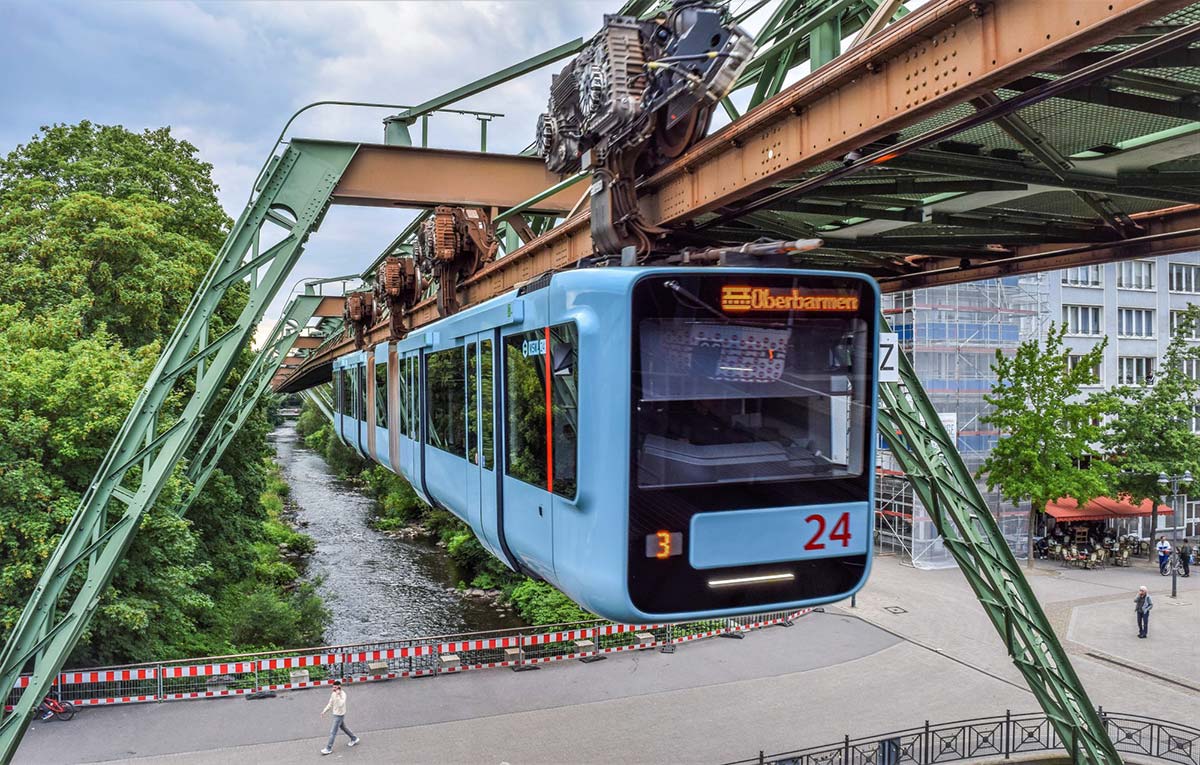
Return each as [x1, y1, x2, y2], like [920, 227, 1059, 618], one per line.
[805, 512, 853, 550]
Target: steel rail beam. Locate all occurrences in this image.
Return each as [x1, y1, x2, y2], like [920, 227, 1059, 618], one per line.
[877, 331, 1121, 764]
[703, 21, 1200, 227]
[330, 144, 584, 211]
[0, 139, 358, 761]
[879, 205, 1200, 291]
[275, 0, 1191, 383]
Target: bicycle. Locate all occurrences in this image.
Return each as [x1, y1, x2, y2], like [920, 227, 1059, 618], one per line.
[36, 695, 75, 722]
[1160, 551, 1185, 577]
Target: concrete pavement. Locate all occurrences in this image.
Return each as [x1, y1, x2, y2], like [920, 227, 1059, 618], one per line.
[13, 555, 1198, 764]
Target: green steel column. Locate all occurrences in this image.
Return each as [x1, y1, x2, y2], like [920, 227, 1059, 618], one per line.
[175, 294, 324, 517]
[0, 139, 358, 762]
[810, 13, 842, 69]
[877, 318, 1119, 765]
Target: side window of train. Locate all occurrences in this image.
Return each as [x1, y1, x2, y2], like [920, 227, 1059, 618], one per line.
[467, 343, 479, 465]
[375, 362, 387, 429]
[503, 324, 578, 498]
[427, 348, 466, 456]
[480, 338, 494, 470]
[397, 357, 409, 437]
[408, 357, 418, 440]
[357, 366, 367, 421]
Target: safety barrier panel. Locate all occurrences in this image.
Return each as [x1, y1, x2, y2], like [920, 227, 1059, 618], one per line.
[4, 608, 810, 714]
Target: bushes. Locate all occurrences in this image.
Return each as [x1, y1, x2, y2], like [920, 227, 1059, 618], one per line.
[508, 580, 592, 625]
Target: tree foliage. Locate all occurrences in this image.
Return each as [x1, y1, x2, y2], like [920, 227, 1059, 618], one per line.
[1100, 304, 1200, 505]
[0, 123, 324, 664]
[978, 323, 1113, 564]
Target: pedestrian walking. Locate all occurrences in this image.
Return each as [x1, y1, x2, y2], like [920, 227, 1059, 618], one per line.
[1134, 586, 1153, 638]
[1178, 538, 1191, 578]
[320, 680, 360, 755]
[1155, 537, 1172, 574]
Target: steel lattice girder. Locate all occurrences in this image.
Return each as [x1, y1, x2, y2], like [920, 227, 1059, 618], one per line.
[876, 319, 1120, 765]
[0, 139, 357, 762]
[174, 294, 325, 517]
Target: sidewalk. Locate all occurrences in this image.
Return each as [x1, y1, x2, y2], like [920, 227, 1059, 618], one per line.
[834, 554, 1200, 721]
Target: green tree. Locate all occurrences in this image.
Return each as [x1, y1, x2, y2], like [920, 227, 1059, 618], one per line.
[1100, 304, 1200, 548]
[977, 323, 1113, 567]
[0, 122, 325, 663]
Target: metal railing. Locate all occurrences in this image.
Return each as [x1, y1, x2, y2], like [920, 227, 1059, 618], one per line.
[5, 609, 807, 712]
[725, 710, 1200, 765]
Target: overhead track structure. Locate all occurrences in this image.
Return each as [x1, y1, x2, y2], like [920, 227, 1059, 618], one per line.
[3, 0, 1198, 762]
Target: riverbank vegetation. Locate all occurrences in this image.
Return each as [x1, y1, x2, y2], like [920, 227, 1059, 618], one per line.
[295, 401, 591, 625]
[0, 122, 326, 665]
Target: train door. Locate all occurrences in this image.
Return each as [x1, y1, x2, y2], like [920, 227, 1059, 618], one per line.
[465, 333, 500, 557]
[499, 319, 556, 580]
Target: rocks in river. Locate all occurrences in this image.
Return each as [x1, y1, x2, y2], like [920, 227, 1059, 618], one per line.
[380, 525, 425, 541]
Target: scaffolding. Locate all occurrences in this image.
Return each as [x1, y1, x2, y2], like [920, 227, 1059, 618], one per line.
[877, 276, 1050, 569]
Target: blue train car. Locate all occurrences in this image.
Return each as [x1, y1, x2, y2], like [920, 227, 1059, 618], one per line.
[330, 267, 880, 622]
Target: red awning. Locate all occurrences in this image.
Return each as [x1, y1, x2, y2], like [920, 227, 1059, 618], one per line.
[1045, 496, 1172, 522]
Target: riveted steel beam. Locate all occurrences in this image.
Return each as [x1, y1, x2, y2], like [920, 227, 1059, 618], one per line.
[879, 204, 1200, 291]
[331, 144, 585, 211]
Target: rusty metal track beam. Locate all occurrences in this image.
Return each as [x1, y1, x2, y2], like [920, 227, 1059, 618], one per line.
[331, 144, 584, 211]
[878, 205, 1200, 292]
[275, 0, 1190, 390]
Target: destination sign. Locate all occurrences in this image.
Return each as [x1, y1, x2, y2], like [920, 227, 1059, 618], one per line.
[720, 285, 860, 313]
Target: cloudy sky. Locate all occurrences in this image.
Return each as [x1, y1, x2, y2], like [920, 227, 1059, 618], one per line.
[1, 1, 627, 324]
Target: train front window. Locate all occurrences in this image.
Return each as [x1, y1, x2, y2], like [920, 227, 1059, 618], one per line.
[633, 276, 872, 490]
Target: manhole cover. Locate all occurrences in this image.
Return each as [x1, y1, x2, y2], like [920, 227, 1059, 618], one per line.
[885, 606, 908, 614]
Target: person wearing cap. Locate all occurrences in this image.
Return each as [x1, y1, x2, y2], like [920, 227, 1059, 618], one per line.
[1134, 586, 1154, 639]
[320, 680, 360, 754]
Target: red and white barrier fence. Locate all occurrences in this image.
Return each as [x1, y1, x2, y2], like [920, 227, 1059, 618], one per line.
[5, 608, 812, 713]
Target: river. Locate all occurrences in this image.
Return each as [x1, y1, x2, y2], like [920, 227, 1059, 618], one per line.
[269, 421, 526, 645]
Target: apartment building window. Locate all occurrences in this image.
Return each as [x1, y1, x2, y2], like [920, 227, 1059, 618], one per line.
[1117, 260, 1155, 290]
[1193, 404, 1200, 434]
[1118, 356, 1155, 385]
[1062, 265, 1102, 287]
[1068, 354, 1103, 385]
[1169, 263, 1200, 294]
[1117, 308, 1155, 338]
[1181, 358, 1200, 382]
[1170, 310, 1200, 340]
[1063, 305, 1102, 335]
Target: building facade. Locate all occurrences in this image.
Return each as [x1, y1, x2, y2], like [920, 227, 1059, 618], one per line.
[877, 252, 1200, 567]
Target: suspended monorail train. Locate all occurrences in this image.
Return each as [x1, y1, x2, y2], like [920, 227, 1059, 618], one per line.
[331, 267, 880, 622]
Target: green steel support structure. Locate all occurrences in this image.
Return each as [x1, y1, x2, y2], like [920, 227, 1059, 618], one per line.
[0, 139, 358, 762]
[877, 320, 1119, 765]
[174, 294, 325, 517]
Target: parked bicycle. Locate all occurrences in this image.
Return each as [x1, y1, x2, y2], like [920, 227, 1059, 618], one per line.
[36, 694, 74, 722]
[1161, 551, 1186, 577]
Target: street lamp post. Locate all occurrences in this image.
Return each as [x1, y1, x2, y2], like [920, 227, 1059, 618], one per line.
[1157, 470, 1192, 599]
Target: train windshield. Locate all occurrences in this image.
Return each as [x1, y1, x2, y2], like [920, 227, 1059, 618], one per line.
[633, 274, 873, 490]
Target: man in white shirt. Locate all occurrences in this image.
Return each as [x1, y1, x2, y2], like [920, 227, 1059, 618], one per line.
[320, 680, 360, 755]
[1156, 537, 1172, 575]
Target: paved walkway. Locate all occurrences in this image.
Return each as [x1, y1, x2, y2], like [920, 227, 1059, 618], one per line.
[13, 556, 1198, 764]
